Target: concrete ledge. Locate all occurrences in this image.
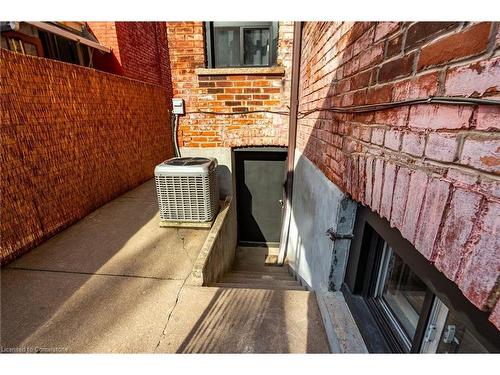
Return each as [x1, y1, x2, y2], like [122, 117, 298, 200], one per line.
[195, 66, 285, 76]
[316, 291, 368, 353]
[186, 196, 237, 286]
[159, 219, 215, 229]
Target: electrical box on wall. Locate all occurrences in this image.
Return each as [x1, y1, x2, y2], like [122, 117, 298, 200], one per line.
[172, 98, 185, 115]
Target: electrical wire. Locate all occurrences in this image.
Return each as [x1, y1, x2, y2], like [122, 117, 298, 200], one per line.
[185, 109, 290, 116]
[297, 96, 500, 118]
[181, 95, 500, 118]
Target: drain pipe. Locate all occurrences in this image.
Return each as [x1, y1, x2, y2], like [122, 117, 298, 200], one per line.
[277, 21, 302, 266]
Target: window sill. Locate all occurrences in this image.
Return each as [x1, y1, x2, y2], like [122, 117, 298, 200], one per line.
[195, 66, 285, 76]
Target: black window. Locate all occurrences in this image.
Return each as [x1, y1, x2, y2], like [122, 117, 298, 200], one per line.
[38, 30, 91, 66]
[205, 22, 278, 68]
[343, 206, 500, 353]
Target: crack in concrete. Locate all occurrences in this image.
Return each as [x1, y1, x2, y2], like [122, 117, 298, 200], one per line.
[154, 271, 191, 353]
[154, 228, 204, 352]
[176, 228, 195, 265]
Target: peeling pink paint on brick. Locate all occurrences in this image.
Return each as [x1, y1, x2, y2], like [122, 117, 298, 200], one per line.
[409, 104, 473, 130]
[390, 167, 411, 229]
[425, 132, 458, 162]
[364, 156, 374, 207]
[380, 163, 396, 220]
[374, 22, 400, 42]
[460, 138, 500, 174]
[393, 72, 439, 101]
[371, 159, 385, 212]
[371, 128, 385, 145]
[447, 168, 478, 187]
[480, 178, 500, 200]
[374, 107, 409, 127]
[402, 132, 425, 156]
[435, 188, 482, 279]
[457, 201, 500, 310]
[296, 22, 500, 326]
[476, 105, 500, 131]
[358, 156, 366, 203]
[384, 130, 401, 151]
[359, 43, 384, 70]
[353, 28, 375, 57]
[401, 170, 428, 243]
[414, 178, 450, 259]
[445, 56, 500, 97]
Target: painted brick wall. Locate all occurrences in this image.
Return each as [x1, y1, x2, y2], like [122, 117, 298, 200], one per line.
[296, 22, 500, 329]
[167, 22, 293, 147]
[0, 49, 173, 264]
[88, 22, 172, 97]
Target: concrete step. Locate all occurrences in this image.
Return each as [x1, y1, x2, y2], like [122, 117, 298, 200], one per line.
[220, 277, 300, 287]
[223, 271, 295, 281]
[213, 282, 307, 291]
[222, 247, 302, 291]
[231, 264, 291, 274]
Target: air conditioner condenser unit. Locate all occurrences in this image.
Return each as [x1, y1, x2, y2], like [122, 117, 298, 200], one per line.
[154, 157, 219, 223]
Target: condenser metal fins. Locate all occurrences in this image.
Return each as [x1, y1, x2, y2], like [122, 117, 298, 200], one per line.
[154, 157, 219, 222]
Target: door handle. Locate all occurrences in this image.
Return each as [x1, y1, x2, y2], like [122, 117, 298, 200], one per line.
[278, 199, 284, 207]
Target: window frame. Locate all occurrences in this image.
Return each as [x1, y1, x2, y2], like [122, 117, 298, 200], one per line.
[342, 205, 500, 353]
[205, 21, 278, 68]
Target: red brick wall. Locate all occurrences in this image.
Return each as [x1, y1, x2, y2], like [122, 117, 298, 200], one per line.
[0, 49, 173, 264]
[297, 22, 500, 328]
[88, 22, 172, 97]
[167, 21, 293, 147]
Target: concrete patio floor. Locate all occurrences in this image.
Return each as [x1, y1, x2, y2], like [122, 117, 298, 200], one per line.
[1, 179, 330, 353]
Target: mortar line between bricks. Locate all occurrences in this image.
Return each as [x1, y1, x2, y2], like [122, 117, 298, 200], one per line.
[5, 266, 186, 282]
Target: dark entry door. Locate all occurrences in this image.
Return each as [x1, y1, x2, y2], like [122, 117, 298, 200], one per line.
[235, 148, 287, 245]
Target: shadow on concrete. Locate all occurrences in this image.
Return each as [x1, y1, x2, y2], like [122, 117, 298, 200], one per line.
[1, 180, 207, 352]
[176, 288, 287, 353]
[171, 287, 329, 353]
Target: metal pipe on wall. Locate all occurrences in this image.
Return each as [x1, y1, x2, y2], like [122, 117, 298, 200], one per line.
[171, 113, 181, 157]
[277, 21, 303, 266]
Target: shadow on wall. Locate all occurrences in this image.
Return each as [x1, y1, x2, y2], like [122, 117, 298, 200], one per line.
[90, 22, 174, 99]
[216, 164, 232, 199]
[287, 23, 368, 294]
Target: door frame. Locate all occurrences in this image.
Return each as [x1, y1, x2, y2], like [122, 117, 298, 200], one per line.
[233, 146, 288, 247]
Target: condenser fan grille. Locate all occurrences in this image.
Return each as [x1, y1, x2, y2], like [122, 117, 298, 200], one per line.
[154, 157, 219, 222]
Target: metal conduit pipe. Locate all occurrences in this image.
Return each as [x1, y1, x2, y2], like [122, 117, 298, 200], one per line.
[277, 21, 303, 266]
[171, 113, 181, 157]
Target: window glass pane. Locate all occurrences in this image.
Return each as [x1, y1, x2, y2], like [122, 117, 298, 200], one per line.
[214, 27, 240, 67]
[378, 246, 427, 340]
[54, 35, 79, 64]
[243, 28, 270, 66]
[436, 310, 488, 353]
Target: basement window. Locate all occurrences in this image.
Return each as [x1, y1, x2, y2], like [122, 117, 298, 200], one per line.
[205, 22, 278, 68]
[342, 206, 500, 353]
